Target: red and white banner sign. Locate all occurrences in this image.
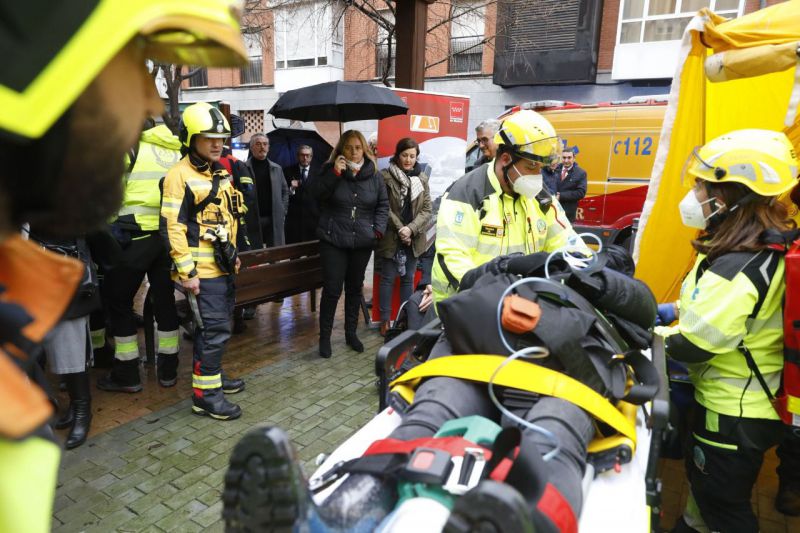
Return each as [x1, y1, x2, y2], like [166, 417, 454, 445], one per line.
[377, 89, 470, 200]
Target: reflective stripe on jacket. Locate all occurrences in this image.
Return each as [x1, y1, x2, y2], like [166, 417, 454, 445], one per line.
[678, 251, 785, 420]
[161, 157, 242, 280]
[432, 163, 579, 304]
[117, 125, 181, 232]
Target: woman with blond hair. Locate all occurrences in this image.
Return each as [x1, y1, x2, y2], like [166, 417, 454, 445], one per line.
[310, 130, 388, 358]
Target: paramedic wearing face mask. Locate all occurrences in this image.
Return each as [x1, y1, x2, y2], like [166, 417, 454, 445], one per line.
[654, 129, 800, 532]
[432, 110, 583, 305]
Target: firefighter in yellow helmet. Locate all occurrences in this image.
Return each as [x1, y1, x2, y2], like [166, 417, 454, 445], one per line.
[0, 2, 246, 531]
[655, 129, 800, 532]
[161, 102, 247, 420]
[431, 109, 585, 307]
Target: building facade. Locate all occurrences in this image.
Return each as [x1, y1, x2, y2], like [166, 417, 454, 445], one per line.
[182, 0, 784, 139]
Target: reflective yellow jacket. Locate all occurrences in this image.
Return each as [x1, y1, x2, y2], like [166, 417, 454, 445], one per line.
[664, 250, 785, 420]
[161, 156, 242, 280]
[117, 125, 181, 232]
[432, 163, 580, 304]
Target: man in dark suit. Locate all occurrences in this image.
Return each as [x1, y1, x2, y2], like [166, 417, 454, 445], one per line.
[283, 145, 320, 244]
[551, 148, 587, 223]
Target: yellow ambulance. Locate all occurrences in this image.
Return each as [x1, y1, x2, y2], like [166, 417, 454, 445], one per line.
[467, 96, 667, 249]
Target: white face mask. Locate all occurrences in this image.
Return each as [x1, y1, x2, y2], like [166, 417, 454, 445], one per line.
[510, 164, 543, 199]
[678, 189, 722, 229]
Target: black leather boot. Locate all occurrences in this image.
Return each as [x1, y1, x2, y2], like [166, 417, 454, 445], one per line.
[319, 291, 337, 359]
[192, 388, 242, 420]
[54, 404, 74, 430]
[64, 372, 92, 449]
[223, 426, 396, 532]
[97, 359, 142, 393]
[344, 292, 363, 353]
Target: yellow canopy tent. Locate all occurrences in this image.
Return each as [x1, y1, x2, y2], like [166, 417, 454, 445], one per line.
[634, 2, 800, 302]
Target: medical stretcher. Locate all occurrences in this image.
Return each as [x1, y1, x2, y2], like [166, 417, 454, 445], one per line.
[309, 317, 669, 532]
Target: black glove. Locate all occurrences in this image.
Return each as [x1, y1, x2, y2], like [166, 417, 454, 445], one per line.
[504, 252, 550, 277]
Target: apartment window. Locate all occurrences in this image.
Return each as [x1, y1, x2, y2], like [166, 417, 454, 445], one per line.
[449, 1, 485, 74]
[618, 0, 742, 44]
[274, 2, 330, 69]
[376, 10, 395, 79]
[240, 33, 263, 85]
[187, 67, 208, 88]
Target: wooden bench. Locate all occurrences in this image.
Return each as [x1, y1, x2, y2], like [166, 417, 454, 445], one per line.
[143, 241, 325, 363]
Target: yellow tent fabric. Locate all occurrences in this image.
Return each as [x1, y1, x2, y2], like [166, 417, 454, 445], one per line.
[635, 2, 800, 302]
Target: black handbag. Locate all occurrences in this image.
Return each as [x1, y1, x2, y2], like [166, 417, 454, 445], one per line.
[40, 238, 98, 298]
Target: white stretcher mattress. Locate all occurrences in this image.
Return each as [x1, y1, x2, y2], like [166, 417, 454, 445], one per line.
[311, 402, 654, 532]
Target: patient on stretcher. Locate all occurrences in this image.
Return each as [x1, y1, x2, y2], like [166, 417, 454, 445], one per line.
[222, 249, 660, 532]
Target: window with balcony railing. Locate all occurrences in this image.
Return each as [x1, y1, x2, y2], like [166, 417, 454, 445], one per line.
[449, 36, 483, 74]
[449, 1, 485, 75]
[240, 57, 263, 85]
[187, 67, 208, 88]
[376, 42, 396, 79]
[240, 33, 263, 85]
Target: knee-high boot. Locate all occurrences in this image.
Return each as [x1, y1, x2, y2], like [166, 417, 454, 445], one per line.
[318, 290, 338, 359]
[343, 291, 364, 352]
[64, 371, 92, 449]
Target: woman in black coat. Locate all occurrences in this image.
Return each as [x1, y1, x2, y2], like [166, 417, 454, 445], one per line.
[310, 130, 389, 358]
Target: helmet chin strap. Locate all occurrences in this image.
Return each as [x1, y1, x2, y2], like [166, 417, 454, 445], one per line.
[706, 191, 759, 231]
[501, 154, 519, 196]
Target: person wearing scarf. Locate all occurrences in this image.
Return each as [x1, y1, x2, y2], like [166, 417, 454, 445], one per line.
[376, 138, 432, 336]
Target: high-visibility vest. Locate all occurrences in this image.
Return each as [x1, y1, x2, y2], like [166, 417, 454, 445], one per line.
[432, 163, 580, 304]
[117, 125, 181, 232]
[678, 251, 785, 420]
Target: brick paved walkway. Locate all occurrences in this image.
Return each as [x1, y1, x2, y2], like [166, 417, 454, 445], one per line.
[52, 323, 382, 532]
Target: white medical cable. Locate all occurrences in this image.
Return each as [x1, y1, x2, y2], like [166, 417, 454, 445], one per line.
[489, 241, 603, 462]
[543, 232, 603, 279]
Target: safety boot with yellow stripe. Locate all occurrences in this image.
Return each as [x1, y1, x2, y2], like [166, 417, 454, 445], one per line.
[192, 388, 241, 420]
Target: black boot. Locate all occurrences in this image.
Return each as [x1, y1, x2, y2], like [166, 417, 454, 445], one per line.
[97, 359, 142, 393]
[192, 388, 242, 420]
[445, 481, 534, 533]
[344, 292, 363, 353]
[157, 354, 179, 387]
[223, 426, 396, 532]
[319, 291, 337, 359]
[222, 375, 245, 394]
[54, 404, 74, 430]
[64, 372, 92, 449]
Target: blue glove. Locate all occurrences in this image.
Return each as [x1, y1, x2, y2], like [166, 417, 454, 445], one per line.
[655, 303, 677, 326]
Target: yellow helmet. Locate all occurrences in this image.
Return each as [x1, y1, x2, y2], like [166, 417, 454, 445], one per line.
[179, 102, 231, 147]
[1, 0, 248, 141]
[686, 129, 799, 197]
[494, 110, 561, 164]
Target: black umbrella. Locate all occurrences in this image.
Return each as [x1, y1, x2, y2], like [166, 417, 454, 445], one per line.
[268, 81, 408, 124]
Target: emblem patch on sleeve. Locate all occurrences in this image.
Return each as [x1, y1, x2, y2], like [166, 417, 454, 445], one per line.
[455, 211, 464, 225]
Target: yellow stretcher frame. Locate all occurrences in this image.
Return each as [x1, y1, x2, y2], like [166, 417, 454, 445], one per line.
[634, 3, 800, 302]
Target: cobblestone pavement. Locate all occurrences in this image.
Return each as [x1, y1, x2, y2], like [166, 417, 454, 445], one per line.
[53, 323, 382, 532]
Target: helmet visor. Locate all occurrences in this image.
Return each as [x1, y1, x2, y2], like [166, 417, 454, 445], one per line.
[512, 136, 563, 165]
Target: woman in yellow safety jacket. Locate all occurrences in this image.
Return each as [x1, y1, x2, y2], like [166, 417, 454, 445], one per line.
[656, 129, 800, 533]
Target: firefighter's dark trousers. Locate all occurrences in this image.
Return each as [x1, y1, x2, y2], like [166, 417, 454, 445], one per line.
[389, 335, 594, 516]
[192, 276, 235, 394]
[681, 401, 783, 533]
[104, 233, 179, 361]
